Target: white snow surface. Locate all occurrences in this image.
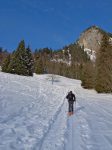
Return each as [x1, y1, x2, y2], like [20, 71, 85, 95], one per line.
[0, 72, 112, 150]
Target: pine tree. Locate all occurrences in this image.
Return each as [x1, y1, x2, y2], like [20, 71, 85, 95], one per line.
[95, 35, 112, 93]
[81, 62, 95, 89]
[35, 57, 44, 74]
[2, 54, 11, 73]
[8, 40, 34, 76]
[25, 46, 34, 76]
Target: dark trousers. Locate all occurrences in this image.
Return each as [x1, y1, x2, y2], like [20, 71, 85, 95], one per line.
[68, 101, 74, 112]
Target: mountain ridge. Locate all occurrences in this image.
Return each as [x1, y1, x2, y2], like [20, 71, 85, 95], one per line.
[77, 25, 112, 52]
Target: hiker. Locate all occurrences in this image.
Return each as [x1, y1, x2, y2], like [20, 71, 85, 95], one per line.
[66, 91, 76, 115]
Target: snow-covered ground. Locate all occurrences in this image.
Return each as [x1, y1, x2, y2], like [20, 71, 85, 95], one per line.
[0, 72, 112, 150]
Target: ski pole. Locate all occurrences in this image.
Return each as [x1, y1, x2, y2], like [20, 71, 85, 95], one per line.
[74, 101, 76, 113]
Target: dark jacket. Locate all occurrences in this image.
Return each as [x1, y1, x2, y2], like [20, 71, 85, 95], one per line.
[66, 92, 76, 102]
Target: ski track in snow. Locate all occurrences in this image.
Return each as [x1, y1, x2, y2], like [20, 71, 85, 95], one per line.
[0, 72, 112, 150]
[37, 98, 67, 150]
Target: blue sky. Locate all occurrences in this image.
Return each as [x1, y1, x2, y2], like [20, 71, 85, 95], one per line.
[0, 0, 112, 51]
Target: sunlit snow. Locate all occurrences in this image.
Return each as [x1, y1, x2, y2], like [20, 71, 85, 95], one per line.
[0, 72, 112, 150]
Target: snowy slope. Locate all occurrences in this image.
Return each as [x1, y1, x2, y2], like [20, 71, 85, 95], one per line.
[0, 72, 112, 150]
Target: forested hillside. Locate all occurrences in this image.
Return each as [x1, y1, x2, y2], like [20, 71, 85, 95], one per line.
[1, 26, 112, 93]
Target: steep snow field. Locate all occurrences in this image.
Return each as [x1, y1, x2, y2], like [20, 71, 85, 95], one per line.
[0, 72, 112, 150]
